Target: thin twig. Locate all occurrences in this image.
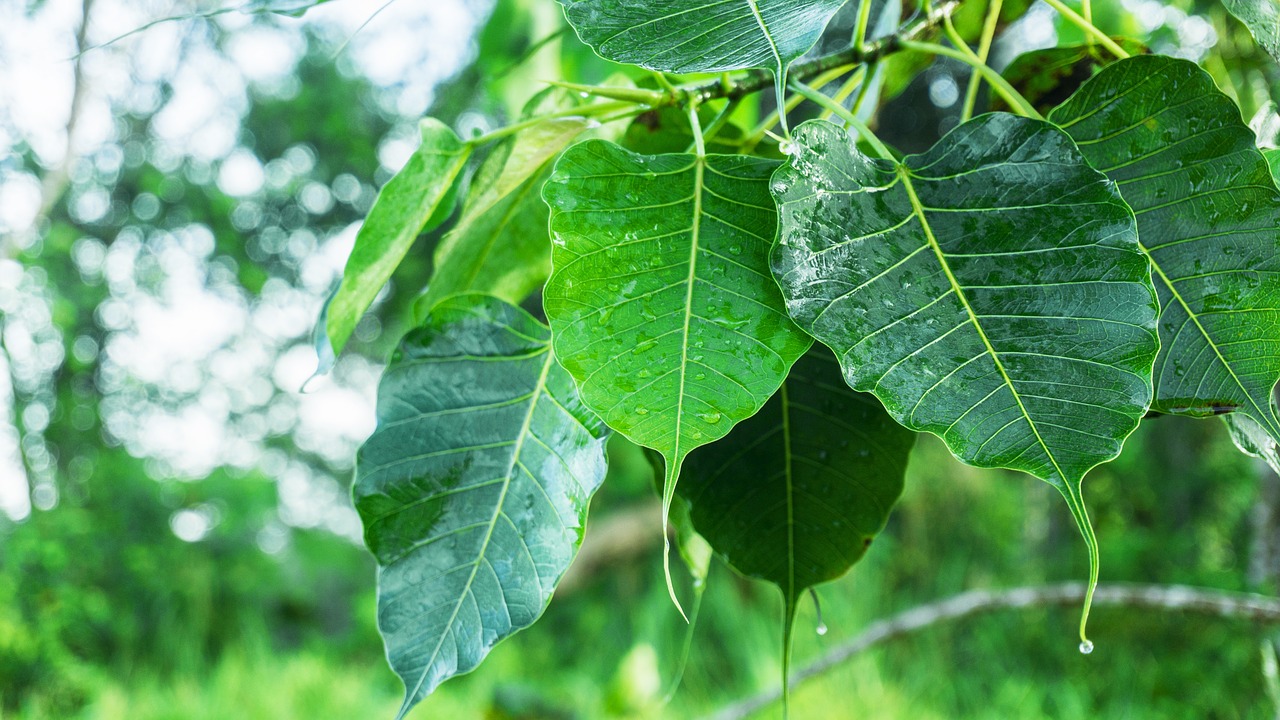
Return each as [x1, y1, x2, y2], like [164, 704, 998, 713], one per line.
[704, 582, 1280, 720]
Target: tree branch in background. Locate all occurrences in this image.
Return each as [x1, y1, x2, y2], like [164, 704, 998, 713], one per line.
[10, 0, 96, 259]
[706, 582, 1280, 720]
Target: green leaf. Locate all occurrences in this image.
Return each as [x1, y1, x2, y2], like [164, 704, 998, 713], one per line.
[678, 346, 915, 702]
[327, 119, 471, 355]
[1048, 55, 1280, 471]
[557, 0, 845, 75]
[1263, 148, 1280, 186]
[557, 0, 845, 131]
[415, 117, 590, 318]
[624, 107, 745, 156]
[770, 115, 1159, 641]
[1222, 0, 1280, 61]
[354, 294, 610, 717]
[992, 41, 1146, 115]
[542, 139, 812, 611]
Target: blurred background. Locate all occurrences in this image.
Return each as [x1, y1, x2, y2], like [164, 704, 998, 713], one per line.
[1, 0, 1279, 718]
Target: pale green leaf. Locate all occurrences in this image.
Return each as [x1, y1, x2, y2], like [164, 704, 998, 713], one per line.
[416, 118, 589, 318]
[1049, 56, 1280, 472]
[542, 139, 812, 610]
[770, 115, 1159, 638]
[355, 294, 609, 717]
[327, 119, 471, 355]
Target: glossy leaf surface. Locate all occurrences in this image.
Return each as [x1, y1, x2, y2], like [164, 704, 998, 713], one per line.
[328, 119, 470, 354]
[770, 116, 1159, 630]
[1050, 55, 1280, 469]
[557, 0, 846, 76]
[679, 347, 915, 689]
[416, 117, 590, 317]
[355, 295, 609, 716]
[543, 139, 811, 607]
[1222, 0, 1280, 61]
[992, 41, 1145, 115]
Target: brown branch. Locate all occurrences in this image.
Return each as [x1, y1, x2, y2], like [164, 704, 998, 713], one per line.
[704, 582, 1280, 720]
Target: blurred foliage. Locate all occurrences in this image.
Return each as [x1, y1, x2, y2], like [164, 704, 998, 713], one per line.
[2, 1, 1280, 719]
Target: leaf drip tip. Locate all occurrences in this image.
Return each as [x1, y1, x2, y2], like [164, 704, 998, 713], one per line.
[809, 588, 827, 636]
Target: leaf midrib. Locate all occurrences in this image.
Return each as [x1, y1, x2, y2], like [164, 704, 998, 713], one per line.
[895, 164, 1071, 485]
[403, 347, 555, 713]
[1145, 246, 1280, 437]
[743, 0, 783, 74]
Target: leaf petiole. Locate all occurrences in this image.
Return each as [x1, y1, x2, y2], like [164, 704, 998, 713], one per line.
[1042, 0, 1129, 58]
[468, 100, 635, 146]
[787, 81, 894, 161]
[961, 0, 1003, 122]
[899, 39, 1042, 120]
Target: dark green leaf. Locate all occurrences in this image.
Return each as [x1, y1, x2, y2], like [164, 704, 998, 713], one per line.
[679, 347, 915, 698]
[1049, 55, 1280, 471]
[355, 295, 610, 716]
[993, 41, 1146, 115]
[327, 119, 471, 355]
[1222, 0, 1280, 61]
[542, 139, 812, 609]
[770, 116, 1159, 633]
[416, 118, 589, 318]
[624, 107, 745, 156]
[557, 0, 845, 75]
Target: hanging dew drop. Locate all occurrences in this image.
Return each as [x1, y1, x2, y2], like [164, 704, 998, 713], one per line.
[1079, 640, 1094, 655]
[816, 622, 828, 636]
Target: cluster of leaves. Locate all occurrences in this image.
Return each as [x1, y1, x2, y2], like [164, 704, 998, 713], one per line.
[323, 0, 1280, 716]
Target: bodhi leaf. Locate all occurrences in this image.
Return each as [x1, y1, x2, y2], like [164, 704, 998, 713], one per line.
[415, 117, 590, 318]
[992, 41, 1146, 115]
[1048, 56, 1280, 474]
[327, 119, 470, 356]
[679, 347, 915, 704]
[1222, 0, 1280, 62]
[542, 138, 812, 612]
[771, 115, 1159, 643]
[556, 0, 846, 130]
[354, 294, 610, 717]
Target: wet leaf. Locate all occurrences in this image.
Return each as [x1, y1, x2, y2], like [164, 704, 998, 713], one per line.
[557, 0, 845, 131]
[327, 119, 471, 355]
[679, 347, 915, 701]
[542, 139, 811, 610]
[1049, 55, 1280, 473]
[992, 40, 1146, 115]
[355, 295, 609, 717]
[771, 115, 1159, 638]
[557, 0, 845, 75]
[1222, 0, 1280, 62]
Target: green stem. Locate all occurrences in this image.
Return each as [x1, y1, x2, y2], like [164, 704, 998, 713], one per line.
[961, 0, 1002, 122]
[475, 0, 967, 149]
[853, 0, 874, 53]
[469, 100, 634, 146]
[742, 65, 859, 152]
[819, 65, 869, 123]
[788, 81, 894, 161]
[900, 39, 1042, 120]
[1042, 0, 1129, 59]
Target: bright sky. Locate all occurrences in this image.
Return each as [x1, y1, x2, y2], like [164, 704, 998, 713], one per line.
[0, 0, 488, 533]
